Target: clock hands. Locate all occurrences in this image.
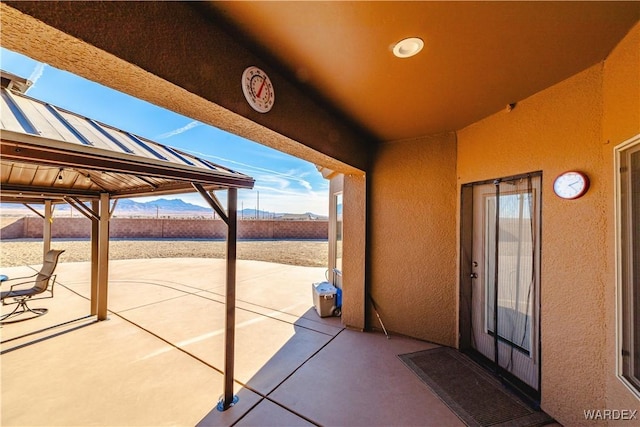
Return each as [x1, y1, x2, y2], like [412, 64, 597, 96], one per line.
[256, 78, 267, 99]
[242, 66, 274, 113]
[567, 180, 581, 189]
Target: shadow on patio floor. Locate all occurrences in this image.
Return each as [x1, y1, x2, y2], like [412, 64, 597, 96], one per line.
[1, 258, 461, 426]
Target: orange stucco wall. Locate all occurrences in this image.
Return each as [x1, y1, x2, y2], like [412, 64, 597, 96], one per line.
[328, 172, 367, 330]
[603, 22, 640, 421]
[458, 62, 607, 426]
[370, 132, 458, 345]
[369, 21, 639, 426]
[456, 22, 640, 426]
[342, 173, 367, 330]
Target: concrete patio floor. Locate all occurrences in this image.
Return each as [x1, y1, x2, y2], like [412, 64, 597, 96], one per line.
[1, 257, 464, 426]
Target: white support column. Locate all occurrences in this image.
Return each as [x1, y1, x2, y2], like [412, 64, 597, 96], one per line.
[97, 193, 110, 321]
[43, 200, 52, 258]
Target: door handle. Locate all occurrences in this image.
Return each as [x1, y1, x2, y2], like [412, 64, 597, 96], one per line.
[470, 273, 478, 279]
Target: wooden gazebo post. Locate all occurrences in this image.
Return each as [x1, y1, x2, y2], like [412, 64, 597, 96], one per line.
[220, 187, 238, 410]
[192, 184, 240, 411]
[90, 200, 99, 316]
[43, 200, 52, 257]
[96, 192, 110, 321]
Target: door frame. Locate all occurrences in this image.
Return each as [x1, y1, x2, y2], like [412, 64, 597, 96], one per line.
[459, 171, 543, 402]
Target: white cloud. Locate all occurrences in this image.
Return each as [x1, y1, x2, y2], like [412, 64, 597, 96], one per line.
[243, 188, 327, 215]
[257, 174, 291, 190]
[181, 149, 329, 215]
[156, 121, 202, 139]
[299, 179, 313, 191]
[186, 149, 318, 192]
[26, 63, 46, 92]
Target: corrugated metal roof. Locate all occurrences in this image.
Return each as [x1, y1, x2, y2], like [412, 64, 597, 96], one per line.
[0, 72, 254, 203]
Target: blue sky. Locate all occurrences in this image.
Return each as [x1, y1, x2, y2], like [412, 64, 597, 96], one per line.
[0, 48, 329, 215]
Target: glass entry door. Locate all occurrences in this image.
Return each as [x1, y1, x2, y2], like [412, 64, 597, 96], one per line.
[467, 173, 542, 393]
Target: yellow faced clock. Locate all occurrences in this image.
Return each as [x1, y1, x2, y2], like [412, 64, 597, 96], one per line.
[553, 171, 590, 199]
[241, 66, 275, 113]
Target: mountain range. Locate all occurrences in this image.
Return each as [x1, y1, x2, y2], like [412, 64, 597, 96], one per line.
[0, 199, 327, 220]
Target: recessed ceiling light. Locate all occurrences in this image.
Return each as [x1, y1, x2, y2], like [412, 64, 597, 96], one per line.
[393, 37, 424, 58]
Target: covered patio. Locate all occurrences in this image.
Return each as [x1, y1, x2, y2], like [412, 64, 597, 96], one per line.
[0, 73, 548, 425]
[0, 257, 458, 426]
[3, 2, 638, 424]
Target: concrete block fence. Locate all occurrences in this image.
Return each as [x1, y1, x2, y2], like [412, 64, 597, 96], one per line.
[0, 217, 328, 240]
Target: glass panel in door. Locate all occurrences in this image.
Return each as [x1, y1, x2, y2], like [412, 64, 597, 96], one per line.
[471, 174, 541, 391]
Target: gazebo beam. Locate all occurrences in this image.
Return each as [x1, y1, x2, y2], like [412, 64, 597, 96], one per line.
[22, 203, 44, 218]
[193, 183, 228, 224]
[64, 197, 100, 221]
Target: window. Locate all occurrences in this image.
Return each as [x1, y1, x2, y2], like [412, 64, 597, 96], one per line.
[617, 134, 640, 395]
[484, 190, 537, 355]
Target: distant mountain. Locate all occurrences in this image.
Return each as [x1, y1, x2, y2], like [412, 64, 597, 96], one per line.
[238, 209, 327, 220]
[1, 199, 328, 220]
[115, 198, 210, 214]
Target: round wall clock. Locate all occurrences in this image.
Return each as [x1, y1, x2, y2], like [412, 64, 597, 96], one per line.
[241, 66, 275, 113]
[553, 171, 590, 199]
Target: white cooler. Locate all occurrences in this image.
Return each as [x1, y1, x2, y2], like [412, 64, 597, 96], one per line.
[312, 281, 337, 317]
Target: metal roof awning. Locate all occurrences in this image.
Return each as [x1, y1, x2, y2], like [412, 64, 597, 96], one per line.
[0, 73, 254, 204]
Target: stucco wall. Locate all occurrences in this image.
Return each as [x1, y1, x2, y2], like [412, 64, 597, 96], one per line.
[458, 64, 606, 425]
[1, 217, 328, 240]
[342, 173, 367, 330]
[326, 172, 367, 330]
[0, 217, 25, 239]
[602, 22, 640, 421]
[456, 22, 640, 423]
[369, 132, 458, 345]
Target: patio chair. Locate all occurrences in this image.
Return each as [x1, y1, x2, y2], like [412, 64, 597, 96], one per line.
[1, 249, 65, 323]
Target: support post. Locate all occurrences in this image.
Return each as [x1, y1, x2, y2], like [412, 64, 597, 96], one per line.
[218, 188, 238, 411]
[90, 200, 99, 315]
[43, 200, 52, 258]
[97, 193, 110, 320]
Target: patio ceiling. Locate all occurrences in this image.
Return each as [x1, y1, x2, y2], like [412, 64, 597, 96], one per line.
[2, 2, 637, 172]
[0, 71, 254, 205]
[206, 1, 639, 141]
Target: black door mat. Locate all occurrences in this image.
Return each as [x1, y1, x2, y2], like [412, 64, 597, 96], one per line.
[398, 347, 554, 427]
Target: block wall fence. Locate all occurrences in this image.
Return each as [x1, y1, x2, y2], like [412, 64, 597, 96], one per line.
[0, 217, 328, 240]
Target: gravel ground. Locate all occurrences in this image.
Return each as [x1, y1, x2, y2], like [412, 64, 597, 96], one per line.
[0, 239, 329, 268]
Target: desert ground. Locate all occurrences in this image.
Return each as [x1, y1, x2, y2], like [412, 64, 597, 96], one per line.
[0, 239, 329, 268]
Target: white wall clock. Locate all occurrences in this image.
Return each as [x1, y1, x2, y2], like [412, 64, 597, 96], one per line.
[241, 66, 275, 113]
[553, 171, 590, 199]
